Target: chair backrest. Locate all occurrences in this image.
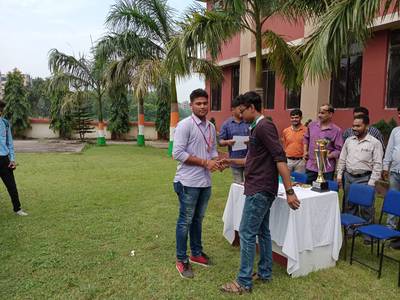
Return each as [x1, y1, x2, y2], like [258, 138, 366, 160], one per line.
[291, 172, 307, 184]
[348, 183, 375, 207]
[327, 180, 339, 192]
[382, 189, 400, 217]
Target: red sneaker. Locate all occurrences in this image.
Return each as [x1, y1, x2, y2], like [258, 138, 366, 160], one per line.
[176, 260, 194, 279]
[189, 252, 210, 267]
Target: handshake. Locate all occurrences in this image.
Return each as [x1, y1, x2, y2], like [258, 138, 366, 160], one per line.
[202, 158, 232, 172]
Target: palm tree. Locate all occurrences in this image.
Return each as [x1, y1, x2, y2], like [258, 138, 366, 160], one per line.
[48, 49, 108, 145]
[299, 0, 400, 81]
[99, 0, 222, 153]
[177, 0, 311, 102]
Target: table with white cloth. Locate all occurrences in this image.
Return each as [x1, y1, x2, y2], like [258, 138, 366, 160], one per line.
[222, 183, 342, 277]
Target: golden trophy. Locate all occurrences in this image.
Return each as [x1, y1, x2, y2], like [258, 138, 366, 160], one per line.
[311, 139, 329, 192]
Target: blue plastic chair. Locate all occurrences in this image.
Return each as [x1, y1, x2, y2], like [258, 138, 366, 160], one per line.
[291, 172, 307, 184]
[341, 184, 376, 260]
[350, 189, 400, 286]
[327, 180, 339, 192]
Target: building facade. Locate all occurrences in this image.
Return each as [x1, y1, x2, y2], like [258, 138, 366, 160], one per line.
[202, 2, 400, 133]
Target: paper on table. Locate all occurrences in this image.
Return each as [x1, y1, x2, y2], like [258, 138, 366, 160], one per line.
[232, 135, 249, 151]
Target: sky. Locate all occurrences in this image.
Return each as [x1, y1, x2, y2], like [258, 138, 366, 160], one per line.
[0, 0, 204, 102]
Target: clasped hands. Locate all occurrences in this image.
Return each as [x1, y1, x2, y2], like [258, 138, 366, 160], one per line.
[203, 158, 231, 172]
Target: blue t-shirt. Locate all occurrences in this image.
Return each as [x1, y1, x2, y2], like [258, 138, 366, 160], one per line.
[219, 117, 249, 162]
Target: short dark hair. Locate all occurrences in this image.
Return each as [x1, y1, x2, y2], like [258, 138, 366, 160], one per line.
[290, 109, 302, 117]
[0, 101, 5, 109]
[397, 106, 400, 112]
[320, 103, 334, 113]
[353, 106, 369, 116]
[354, 114, 370, 125]
[190, 88, 208, 102]
[231, 96, 241, 108]
[239, 91, 262, 112]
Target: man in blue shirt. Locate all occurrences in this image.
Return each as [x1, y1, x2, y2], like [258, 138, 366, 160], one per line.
[0, 101, 27, 216]
[219, 96, 249, 183]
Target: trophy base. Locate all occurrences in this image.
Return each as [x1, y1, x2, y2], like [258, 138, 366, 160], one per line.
[311, 181, 329, 193]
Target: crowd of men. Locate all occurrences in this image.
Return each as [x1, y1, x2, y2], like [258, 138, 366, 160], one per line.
[172, 88, 400, 294]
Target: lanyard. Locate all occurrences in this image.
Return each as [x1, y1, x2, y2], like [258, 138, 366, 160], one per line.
[192, 117, 212, 152]
[249, 115, 265, 131]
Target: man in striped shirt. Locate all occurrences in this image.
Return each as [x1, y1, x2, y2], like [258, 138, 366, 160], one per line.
[342, 107, 384, 148]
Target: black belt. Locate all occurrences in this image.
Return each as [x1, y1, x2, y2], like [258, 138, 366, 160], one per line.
[347, 171, 372, 178]
[287, 157, 303, 160]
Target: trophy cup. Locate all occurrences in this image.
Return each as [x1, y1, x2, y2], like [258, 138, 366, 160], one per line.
[311, 139, 329, 193]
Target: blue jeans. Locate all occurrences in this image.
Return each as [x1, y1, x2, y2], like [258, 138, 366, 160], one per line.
[174, 182, 211, 262]
[237, 192, 275, 289]
[387, 172, 400, 229]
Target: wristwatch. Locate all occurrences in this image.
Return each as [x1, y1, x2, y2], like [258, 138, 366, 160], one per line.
[286, 188, 295, 196]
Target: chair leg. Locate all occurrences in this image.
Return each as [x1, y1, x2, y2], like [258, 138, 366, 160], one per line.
[398, 261, 400, 287]
[371, 238, 374, 254]
[343, 227, 347, 260]
[350, 231, 356, 265]
[377, 240, 380, 257]
[378, 241, 385, 279]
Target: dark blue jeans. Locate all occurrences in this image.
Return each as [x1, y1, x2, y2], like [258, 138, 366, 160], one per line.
[237, 192, 275, 289]
[174, 182, 211, 262]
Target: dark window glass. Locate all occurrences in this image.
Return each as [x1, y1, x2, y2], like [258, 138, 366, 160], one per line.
[262, 60, 275, 109]
[387, 30, 400, 108]
[211, 84, 221, 111]
[330, 43, 363, 108]
[286, 89, 301, 109]
[231, 65, 240, 105]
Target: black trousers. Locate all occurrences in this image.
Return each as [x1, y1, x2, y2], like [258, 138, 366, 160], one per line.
[0, 156, 21, 212]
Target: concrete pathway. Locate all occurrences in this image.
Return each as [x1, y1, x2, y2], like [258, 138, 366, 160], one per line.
[14, 140, 86, 153]
[13, 139, 169, 153]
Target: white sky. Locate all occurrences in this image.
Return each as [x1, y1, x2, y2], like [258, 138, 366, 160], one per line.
[0, 0, 205, 102]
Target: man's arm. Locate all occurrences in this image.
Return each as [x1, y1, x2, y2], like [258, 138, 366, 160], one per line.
[277, 162, 300, 210]
[383, 129, 396, 173]
[328, 129, 344, 159]
[336, 140, 348, 188]
[303, 127, 310, 160]
[369, 141, 383, 186]
[6, 122, 15, 168]
[218, 122, 234, 147]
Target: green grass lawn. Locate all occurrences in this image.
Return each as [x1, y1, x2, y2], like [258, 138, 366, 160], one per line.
[1, 145, 400, 299]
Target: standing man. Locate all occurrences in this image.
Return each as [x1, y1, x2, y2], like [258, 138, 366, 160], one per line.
[343, 107, 384, 148]
[383, 106, 400, 232]
[0, 101, 27, 216]
[220, 91, 300, 294]
[219, 96, 249, 183]
[337, 115, 383, 243]
[282, 109, 306, 173]
[304, 104, 343, 183]
[173, 89, 221, 279]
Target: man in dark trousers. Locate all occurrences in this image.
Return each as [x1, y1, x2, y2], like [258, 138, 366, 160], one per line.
[0, 101, 27, 216]
[220, 91, 300, 294]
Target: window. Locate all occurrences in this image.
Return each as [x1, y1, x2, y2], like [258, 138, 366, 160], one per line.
[286, 89, 301, 109]
[330, 43, 363, 108]
[387, 30, 400, 108]
[211, 84, 222, 111]
[231, 65, 240, 105]
[262, 60, 275, 109]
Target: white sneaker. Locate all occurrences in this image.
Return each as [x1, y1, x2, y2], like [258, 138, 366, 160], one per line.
[16, 210, 28, 216]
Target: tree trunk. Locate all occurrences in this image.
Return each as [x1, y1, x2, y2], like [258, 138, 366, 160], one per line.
[96, 92, 106, 145]
[137, 95, 145, 146]
[255, 22, 264, 108]
[168, 75, 179, 156]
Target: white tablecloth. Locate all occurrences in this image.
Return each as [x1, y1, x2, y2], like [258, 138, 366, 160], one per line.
[222, 183, 342, 276]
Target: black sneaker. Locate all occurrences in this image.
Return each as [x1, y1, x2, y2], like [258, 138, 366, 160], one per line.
[176, 260, 194, 279]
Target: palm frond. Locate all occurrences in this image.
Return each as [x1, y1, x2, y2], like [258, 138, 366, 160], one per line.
[301, 0, 400, 81]
[131, 59, 164, 99]
[179, 6, 241, 60]
[106, 0, 169, 45]
[263, 30, 301, 89]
